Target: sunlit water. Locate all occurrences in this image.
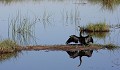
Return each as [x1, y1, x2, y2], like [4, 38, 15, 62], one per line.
[0, 0, 120, 70]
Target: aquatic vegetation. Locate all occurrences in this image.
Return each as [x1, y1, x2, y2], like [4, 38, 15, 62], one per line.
[80, 22, 110, 32]
[104, 43, 119, 50]
[93, 43, 119, 51]
[8, 14, 37, 46]
[0, 39, 18, 53]
[88, 0, 120, 11]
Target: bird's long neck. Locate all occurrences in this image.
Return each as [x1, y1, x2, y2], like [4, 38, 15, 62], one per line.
[79, 31, 83, 37]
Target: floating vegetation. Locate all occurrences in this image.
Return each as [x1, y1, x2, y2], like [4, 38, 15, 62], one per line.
[79, 22, 110, 32]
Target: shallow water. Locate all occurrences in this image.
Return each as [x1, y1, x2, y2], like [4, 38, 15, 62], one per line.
[0, 0, 120, 70]
[0, 50, 120, 70]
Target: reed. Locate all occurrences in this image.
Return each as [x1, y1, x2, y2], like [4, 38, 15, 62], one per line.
[8, 13, 37, 46]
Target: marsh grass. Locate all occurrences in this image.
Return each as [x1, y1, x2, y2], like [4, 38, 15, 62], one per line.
[104, 43, 119, 51]
[0, 39, 18, 53]
[8, 13, 37, 46]
[81, 22, 110, 32]
[93, 43, 119, 51]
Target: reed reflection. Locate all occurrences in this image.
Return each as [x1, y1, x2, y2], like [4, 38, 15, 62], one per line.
[0, 52, 19, 63]
[88, 0, 120, 11]
[66, 50, 93, 67]
[86, 32, 109, 39]
[61, 6, 81, 31]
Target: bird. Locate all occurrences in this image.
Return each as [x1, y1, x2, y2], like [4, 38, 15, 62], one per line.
[66, 33, 93, 45]
[66, 35, 79, 44]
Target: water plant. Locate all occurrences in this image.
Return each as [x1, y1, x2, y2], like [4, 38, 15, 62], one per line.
[86, 32, 109, 39]
[8, 13, 37, 46]
[0, 39, 18, 53]
[93, 43, 119, 51]
[104, 43, 119, 50]
[80, 22, 110, 32]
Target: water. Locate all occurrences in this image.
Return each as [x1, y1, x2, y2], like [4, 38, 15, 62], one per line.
[0, 0, 120, 70]
[0, 50, 120, 70]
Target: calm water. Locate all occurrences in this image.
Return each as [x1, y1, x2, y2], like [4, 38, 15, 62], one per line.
[0, 0, 120, 70]
[1, 50, 120, 70]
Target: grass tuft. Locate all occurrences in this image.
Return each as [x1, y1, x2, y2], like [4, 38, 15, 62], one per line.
[80, 22, 110, 32]
[0, 39, 19, 53]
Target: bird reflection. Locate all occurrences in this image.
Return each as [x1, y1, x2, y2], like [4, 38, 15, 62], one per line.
[66, 50, 93, 67]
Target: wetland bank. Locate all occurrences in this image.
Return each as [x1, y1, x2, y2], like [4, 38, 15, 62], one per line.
[0, 0, 120, 70]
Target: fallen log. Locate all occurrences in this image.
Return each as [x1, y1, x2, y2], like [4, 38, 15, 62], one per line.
[17, 45, 103, 51]
[0, 44, 119, 54]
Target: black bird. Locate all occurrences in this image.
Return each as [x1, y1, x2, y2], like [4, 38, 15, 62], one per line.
[79, 31, 93, 45]
[66, 27, 93, 45]
[79, 35, 93, 45]
[66, 35, 79, 44]
[66, 34, 93, 45]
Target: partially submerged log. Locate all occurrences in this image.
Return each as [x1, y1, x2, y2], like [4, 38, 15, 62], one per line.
[0, 44, 119, 54]
[17, 45, 103, 51]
